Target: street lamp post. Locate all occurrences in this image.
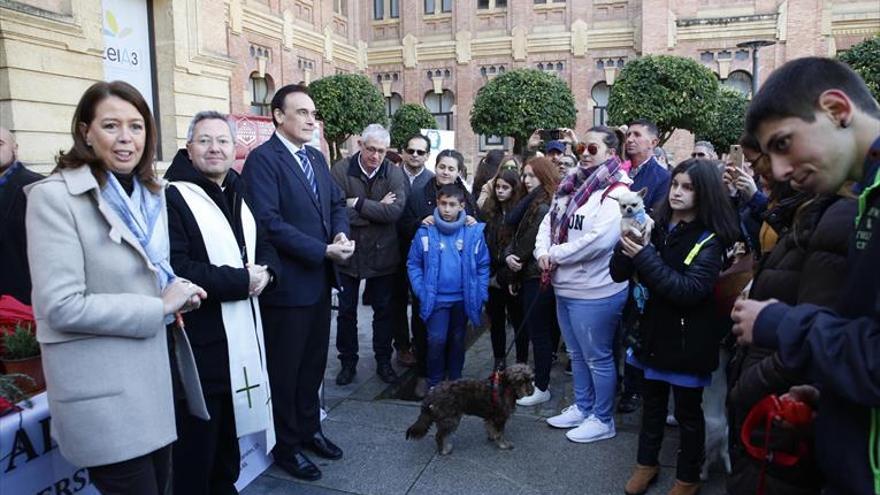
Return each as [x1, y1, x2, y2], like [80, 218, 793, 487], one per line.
[736, 40, 776, 97]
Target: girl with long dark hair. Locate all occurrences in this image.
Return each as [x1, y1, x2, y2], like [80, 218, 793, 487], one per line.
[610, 159, 740, 495]
[481, 168, 526, 369]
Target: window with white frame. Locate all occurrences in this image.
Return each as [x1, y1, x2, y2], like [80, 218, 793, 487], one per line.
[478, 0, 506, 9]
[724, 70, 753, 98]
[425, 0, 452, 14]
[591, 81, 610, 127]
[424, 90, 455, 131]
[374, 0, 399, 20]
[250, 73, 274, 116]
[385, 93, 402, 121]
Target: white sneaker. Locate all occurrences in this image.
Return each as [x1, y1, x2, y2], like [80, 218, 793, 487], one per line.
[516, 385, 551, 406]
[565, 415, 616, 443]
[546, 404, 586, 428]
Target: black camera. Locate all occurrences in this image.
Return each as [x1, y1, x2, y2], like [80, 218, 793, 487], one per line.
[539, 129, 562, 142]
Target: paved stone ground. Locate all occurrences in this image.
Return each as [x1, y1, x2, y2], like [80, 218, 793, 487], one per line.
[243, 292, 727, 495]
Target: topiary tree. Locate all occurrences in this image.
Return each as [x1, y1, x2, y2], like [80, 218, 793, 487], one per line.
[608, 55, 720, 145]
[838, 35, 880, 103]
[470, 68, 577, 155]
[390, 103, 437, 150]
[308, 74, 387, 162]
[696, 87, 749, 154]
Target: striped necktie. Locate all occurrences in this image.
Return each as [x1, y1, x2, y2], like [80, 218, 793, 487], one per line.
[295, 148, 318, 197]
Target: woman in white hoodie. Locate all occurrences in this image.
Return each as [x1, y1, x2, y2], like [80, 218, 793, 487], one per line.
[534, 126, 631, 444]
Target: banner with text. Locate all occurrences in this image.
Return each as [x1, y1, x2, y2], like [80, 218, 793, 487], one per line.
[0, 393, 272, 494]
[101, 0, 155, 110]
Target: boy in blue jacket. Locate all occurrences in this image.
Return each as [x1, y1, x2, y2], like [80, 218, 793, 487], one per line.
[408, 184, 490, 389]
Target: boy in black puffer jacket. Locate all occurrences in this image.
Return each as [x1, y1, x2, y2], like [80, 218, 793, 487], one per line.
[732, 57, 880, 495]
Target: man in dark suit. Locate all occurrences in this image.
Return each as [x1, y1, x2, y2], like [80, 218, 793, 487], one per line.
[0, 127, 42, 304]
[241, 85, 353, 481]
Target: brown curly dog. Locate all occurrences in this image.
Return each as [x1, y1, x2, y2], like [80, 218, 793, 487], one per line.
[405, 364, 535, 455]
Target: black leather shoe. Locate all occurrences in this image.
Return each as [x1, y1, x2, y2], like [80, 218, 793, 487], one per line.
[305, 432, 343, 460]
[376, 362, 398, 383]
[617, 393, 642, 414]
[275, 451, 321, 481]
[336, 364, 356, 386]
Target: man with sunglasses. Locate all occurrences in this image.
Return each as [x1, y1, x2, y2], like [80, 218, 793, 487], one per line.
[400, 134, 433, 187]
[330, 124, 409, 386]
[391, 134, 435, 368]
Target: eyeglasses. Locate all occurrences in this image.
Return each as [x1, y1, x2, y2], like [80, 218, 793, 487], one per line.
[364, 145, 387, 155]
[405, 148, 428, 156]
[193, 137, 233, 147]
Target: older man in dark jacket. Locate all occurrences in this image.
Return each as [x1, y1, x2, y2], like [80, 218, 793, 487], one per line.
[330, 124, 408, 385]
[0, 127, 42, 304]
[166, 112, 280, 494]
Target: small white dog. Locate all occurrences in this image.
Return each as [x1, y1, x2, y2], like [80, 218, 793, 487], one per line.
[615, 187, 653, 242]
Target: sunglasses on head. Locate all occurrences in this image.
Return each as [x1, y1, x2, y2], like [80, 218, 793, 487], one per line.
[406, 148, 428, 156]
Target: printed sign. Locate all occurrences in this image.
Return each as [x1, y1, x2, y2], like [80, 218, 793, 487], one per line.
[0, 393, 272, 494]
[101, 0, 155, 110]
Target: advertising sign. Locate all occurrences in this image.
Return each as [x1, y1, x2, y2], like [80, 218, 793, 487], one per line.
[101, 0, 155, 110]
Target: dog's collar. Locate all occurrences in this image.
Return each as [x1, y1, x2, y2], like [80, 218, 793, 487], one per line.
[488, 371, 514, 410]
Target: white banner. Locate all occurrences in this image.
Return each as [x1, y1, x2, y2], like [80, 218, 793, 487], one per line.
[421, 129, 455, 174]
[0, 393, 272, 493]
[101, 0, 155, 110]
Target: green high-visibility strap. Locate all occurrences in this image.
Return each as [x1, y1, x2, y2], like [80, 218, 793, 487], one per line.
[684, 232, 716, 266]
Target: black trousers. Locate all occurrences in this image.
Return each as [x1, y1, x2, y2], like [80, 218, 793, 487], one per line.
[486, 286, 526, 361]
[390, 267, 412, 352]
[522, 279, 557, 391]
[173, 393, 241, 495]
[410, 296, 429, 378]
[336, 273, 395, 365]
[637, 378, 705, 483]
[262, 293, 331, 458]
[88, 445, 171, 495]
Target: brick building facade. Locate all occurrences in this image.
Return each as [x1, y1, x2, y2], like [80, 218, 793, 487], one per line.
[1, 0, 877, 172]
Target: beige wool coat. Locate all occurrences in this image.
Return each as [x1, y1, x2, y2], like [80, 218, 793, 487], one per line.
[25, 165, 208, 468]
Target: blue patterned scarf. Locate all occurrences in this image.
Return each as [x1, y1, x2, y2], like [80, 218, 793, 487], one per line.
[101, 172, 175, 292]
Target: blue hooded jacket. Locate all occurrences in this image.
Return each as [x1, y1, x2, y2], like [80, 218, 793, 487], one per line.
[407, 211, 490, 325]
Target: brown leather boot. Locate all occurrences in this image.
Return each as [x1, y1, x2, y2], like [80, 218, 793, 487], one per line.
[624, 464, 660, 495]
[667, 479, 700, 495]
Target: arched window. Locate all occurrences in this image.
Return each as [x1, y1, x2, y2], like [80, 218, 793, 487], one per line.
[386, 93, 402, 121]
[724, 70, 753, 98]
[591, 81, 610, 126]
[250, 73, 274, 116]
[424, 90, 454, 130]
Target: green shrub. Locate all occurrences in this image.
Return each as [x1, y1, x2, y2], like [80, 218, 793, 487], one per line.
[2, 324, 39, 360]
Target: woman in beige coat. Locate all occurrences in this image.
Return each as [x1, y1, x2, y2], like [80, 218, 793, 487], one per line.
[26, 81, 208, 494]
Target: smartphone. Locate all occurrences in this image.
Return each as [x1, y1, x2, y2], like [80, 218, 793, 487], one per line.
[540, 129, 562, 142]
[727, 144, 744, 196]
[729, 144, 744, 172]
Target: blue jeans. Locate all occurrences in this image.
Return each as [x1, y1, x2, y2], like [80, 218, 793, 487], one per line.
[425, 300, 467, 388]
[556, 289, 627, 423]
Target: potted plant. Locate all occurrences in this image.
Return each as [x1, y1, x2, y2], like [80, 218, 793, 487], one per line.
[0, 373, 34, 416]
[1, 323, 44, 394]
